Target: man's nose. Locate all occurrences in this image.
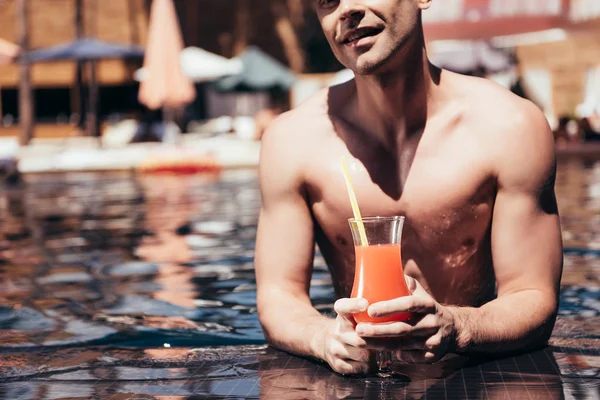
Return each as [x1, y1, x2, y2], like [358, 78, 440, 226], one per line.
[338, 0, 366, 21]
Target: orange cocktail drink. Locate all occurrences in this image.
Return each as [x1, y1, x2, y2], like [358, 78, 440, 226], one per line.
[348, 216, 411, 324]
[351, 243, 411, 323]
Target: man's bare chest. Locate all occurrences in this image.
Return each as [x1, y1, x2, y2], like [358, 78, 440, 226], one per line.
[304, 141, 496, 256]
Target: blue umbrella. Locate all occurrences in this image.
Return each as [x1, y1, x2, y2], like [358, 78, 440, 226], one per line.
[20, 39, 144, 139]
[23, 38, 144, 62]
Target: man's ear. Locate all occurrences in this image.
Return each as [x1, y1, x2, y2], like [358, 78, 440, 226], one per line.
[418, 0, 432, 10]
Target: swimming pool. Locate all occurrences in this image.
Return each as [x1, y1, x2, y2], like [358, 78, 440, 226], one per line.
[0, 155, 598, 398]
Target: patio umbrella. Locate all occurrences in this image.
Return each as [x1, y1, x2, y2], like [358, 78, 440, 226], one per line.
[138, 0, 195, 113]
[212, 46, 296, 92]
[22, 38, 145, 138]
[137, 0, 206, 173]
[23, 38, 143, 63]
[180, 47, 243, 83]
[134, 46, 243, 83]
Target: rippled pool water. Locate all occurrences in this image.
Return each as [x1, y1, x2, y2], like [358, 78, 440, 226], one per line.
[0, 170, 337, 350]
[0, 155, 599, 399]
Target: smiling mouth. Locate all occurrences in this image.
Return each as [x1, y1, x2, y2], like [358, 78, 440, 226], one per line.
[342, 27, 383, 45]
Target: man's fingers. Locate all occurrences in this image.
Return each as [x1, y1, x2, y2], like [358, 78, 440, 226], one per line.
[357, 315, 439, 337]
[368, 295, 436, 318]
[329, 339, 370, 362]
[332, 359, 369, 376]
[357, 321, 412, 337]
[338, 331, 368, 348]
[335, 298, 369, 326]
[335, 298, 369, 316]
[405, 275, 419, 293]
[346, 345, 371, 363]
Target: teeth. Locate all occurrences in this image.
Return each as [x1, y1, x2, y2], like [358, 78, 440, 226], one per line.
[348, 33, 363, 42]
[345, 29, 377, 43]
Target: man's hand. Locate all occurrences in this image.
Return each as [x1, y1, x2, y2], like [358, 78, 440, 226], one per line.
[322, 298, 373, 375]
[355, 276, 458, 364]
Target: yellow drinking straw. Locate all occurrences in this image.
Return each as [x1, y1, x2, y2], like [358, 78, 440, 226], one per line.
[340, 157, 369, 246]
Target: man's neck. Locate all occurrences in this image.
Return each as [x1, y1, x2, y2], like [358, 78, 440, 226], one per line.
[350, 40, 442, 149]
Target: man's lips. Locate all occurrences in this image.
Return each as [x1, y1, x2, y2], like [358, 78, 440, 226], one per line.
[341, 27, 383, 45]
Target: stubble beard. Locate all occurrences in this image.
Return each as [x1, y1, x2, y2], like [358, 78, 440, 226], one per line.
[348, 31, 414, 76]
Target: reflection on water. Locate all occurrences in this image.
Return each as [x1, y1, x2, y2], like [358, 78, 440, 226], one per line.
[556, 156, 600, 250]
[0, 170, 334, 349]
[555, 156, 600, 325]
[0, 156, 599, 399]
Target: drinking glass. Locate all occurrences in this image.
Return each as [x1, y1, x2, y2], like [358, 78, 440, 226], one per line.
[348, 216, 411, 378]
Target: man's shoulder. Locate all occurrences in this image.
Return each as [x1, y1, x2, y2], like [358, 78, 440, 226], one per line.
[259, 88, 336, 175]
[261, 87, 340, 146]
[453, 74, 555, 185]
[456, 74, 548, 136]
[448, 74, 551, 151]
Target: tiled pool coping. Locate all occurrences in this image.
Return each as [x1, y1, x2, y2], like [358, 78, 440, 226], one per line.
[0, 335, 598, 399]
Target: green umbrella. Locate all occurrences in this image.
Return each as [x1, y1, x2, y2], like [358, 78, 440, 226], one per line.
[212, 46, 296, 92]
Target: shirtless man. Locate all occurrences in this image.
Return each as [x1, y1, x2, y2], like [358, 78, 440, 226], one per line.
[255, 0, 563, 375]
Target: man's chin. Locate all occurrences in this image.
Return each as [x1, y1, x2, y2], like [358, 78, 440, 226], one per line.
[351, 56, 388, 76]
[344, 37, 413, 76]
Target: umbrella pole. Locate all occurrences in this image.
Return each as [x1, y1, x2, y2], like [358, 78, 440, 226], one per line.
[17, 0, 34, 146]
[75, 0, 85, 132]
[88, 60, 100, 142]
[162, 106, 181, 145]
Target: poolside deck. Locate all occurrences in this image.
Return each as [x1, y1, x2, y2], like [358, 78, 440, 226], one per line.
[1, 135, 599, 175]
[0, 338, 598, 399]
[0, 134, 261, 174]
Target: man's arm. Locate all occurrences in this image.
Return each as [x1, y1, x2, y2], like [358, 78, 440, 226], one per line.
[255, 116, 327, 358]
[255, 116, 371, 374]
[450, 101, 563, 354]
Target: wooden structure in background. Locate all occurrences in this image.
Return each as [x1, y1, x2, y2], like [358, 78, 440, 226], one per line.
[17, 0, 33, 145]
[0, 0, 149, 141]
[422, 0, 600, 116]
[0, 0, 149, 89]
[174, 0, 307, 72]
[0, 0, 598, 141]
[422, 0, 600, 40]
[516, 33, 600, 116]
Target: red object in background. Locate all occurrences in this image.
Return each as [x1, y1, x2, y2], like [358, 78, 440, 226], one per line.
[137, 151, 222, 175]
[422, 0, 586, 41]
[138, 164, 222, 175]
